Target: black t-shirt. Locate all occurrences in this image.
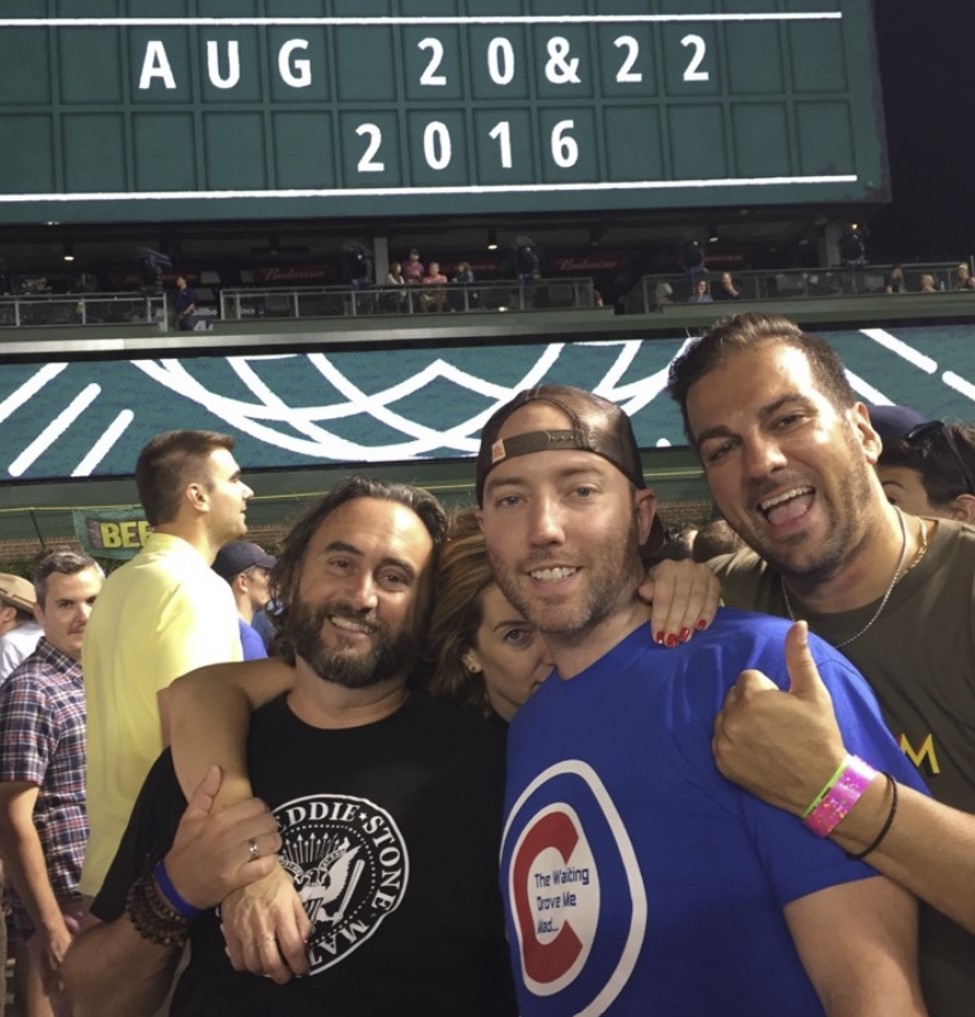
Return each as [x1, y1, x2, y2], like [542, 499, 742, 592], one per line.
[94, 694, 515, 1017]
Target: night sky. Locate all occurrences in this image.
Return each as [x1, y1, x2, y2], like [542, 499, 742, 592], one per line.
[869, 0, 974, 263]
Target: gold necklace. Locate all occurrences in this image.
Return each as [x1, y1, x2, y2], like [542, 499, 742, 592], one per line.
[781, 507, 915, 649]
[901, 516, 929, 577]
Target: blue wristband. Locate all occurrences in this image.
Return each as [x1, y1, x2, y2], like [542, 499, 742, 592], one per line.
[152, 860, 201, 919]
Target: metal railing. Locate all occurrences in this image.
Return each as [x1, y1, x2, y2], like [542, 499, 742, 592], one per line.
[219, 277, 598, 321]
[0, 292, 168, 328]
[625, 261, 975, 312]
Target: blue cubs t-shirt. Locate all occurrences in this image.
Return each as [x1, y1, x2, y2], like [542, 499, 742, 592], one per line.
[500, 608, 927, 1017]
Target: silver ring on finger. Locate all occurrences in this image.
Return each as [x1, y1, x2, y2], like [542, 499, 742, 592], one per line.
[247, 837, 260, 861]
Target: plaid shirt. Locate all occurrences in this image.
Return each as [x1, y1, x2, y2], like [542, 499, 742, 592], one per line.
[0, 637, 87, 941]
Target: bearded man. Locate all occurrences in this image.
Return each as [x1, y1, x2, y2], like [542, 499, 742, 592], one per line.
[64, 477, 514, 1017]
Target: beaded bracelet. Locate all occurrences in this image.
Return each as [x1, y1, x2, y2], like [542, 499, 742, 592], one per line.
[848, 773, 898, 861]
[803, 754, 878, 838]
[126, 869, 194, 949]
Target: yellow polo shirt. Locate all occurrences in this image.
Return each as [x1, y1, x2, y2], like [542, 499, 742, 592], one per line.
[80, 532, 241, 894]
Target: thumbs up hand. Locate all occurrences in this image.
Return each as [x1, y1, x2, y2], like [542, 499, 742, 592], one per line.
[713, 622, 847, 815]
[782, 619, 835, 705]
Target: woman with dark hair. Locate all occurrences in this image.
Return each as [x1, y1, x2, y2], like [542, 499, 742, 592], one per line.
[425, 508, 552, 724]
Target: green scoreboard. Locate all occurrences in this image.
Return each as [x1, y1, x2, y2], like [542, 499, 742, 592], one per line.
[0, 0, 888, 224]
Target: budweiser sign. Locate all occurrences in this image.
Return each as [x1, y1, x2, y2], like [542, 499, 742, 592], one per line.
[255, 264, 336, 283]
[552, 254, 629, 272]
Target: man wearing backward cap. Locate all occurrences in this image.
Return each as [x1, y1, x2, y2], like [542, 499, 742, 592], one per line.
[477, 385, 927, 1017]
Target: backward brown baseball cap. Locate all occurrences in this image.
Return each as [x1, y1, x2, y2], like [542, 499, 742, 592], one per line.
[475, 385, 665, 551]
[0, 572, 36, 612]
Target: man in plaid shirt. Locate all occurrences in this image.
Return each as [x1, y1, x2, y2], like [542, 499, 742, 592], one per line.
[0, 550, 103, 1017]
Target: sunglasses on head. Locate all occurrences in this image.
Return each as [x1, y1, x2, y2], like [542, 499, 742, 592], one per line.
[906, 421, 975, 496]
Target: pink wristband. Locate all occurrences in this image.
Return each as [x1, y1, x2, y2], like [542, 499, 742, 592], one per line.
[803, 755, 877, 838]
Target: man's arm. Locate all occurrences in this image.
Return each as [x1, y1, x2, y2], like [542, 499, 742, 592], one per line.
[0, 782, 74, 998]
[64, 766, 282, 1017]
[150, 580, 248, 750]
[715, 621, 975, 935]
[785, 877, 926, 1016]
[164, 658, 309, 982]
[66, 917, 181, 1017]
[165, 657, 294, 802]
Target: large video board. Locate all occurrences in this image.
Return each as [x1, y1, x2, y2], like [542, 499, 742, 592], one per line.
[0, 322, 971, 481]
[0, 0, 888, 223]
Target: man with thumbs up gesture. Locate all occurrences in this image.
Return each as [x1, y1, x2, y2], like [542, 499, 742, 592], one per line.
[669, 312, 975, 1017]
[715, 619, 975, 945]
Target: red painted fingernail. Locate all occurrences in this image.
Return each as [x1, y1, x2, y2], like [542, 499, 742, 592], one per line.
[666, 633, 678, 648]
[696, 618, 708, 630]
[655, 631, 665, 644]
[679, 627, 690, 642]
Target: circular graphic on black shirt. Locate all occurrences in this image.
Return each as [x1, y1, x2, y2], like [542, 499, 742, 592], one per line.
[273, 793, 410, 974]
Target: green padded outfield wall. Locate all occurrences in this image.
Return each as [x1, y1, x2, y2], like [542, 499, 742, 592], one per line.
[0, 0, 887, 224]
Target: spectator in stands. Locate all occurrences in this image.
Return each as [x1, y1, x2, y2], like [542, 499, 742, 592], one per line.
[401, 248, 424, 284]
[344, 249, 371, 293]
[212, 541, 277, 661]
[513, 237, 541, 308]
[682, 240, 707, 287]
[79, 430, 250, 904]
[838, 225, 866, 294]
[384, 261, 407, 312]
[688, 277, 713, 303]
[449, 261, 476, 311]
[919, 273, 938, 292]
[385, 261, 405, 287]
[954, 262, 975, 290]
[838, 225, 865, 265]
[451, 260, 474, 286]
[0, 550, 103, 1017]
[713, 271, 742, 301]
[883, 265, 905, 293]
[426, 508, 553, 724]
[654, 281, 674, 308]
[173, 274, 199, 331]
[871, 405, 975, 523]
[0, 573, 42, 685]
[419, 261, 447, 312]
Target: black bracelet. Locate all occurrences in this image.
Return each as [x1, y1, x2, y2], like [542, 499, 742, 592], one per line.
[847, 773, 898, 861]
